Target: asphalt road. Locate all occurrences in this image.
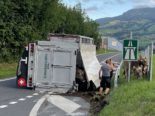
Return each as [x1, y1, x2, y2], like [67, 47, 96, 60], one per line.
[0, 79, 45, 116]
[0, 52, 122, 116]
[36, 52, 123, 116]
[108, 53, 122, 63]
[97, 52, 121, 62]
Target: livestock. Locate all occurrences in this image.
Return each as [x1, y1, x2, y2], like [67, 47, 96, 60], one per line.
[123, 57, 148, 79]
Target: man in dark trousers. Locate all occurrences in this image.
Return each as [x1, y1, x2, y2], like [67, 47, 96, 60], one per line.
[99, 60, 111, 96]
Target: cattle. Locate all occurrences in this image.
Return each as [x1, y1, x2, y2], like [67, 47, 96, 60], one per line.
[123, 56, 148, 79]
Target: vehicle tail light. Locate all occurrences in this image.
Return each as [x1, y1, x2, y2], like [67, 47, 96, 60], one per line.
[28, 77, 32, 87]
[30, 44, 34, 53]
[18, 77, 26, 87]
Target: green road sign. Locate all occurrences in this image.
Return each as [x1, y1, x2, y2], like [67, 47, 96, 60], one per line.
[123, 39, 138, 61]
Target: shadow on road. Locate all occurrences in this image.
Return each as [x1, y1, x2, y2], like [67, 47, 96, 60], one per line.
[0, 79, 32, 90]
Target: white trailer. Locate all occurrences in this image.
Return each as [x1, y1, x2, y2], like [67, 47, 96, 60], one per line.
[17, 34, 101, 92]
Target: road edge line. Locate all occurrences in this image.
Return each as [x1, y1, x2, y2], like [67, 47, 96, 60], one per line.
[0, 77, 16, 82]
[96, 52, 119, 56]
[29, 95, 49, 116]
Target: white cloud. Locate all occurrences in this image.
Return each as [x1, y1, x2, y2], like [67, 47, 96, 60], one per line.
[132, 0, 155, 8]
[85, 5, 98, 12]
[150, 0, 155, 4]
[115, 0, 125, 4]
[65, 0, 155, 6]
[80, 0, 90, 2]
[62, 0, 155, 19]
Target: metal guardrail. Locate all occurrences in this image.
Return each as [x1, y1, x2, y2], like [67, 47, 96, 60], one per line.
[114, 60, 123, 88]
[143, 42, 154, 81]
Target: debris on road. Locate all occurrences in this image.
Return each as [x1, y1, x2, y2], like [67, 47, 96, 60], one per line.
[44, 91, 110, 116]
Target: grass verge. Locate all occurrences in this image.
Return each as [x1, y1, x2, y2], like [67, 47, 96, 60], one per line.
[153, 55, 155, 80]
[99, 54, 155, 116]
[0, 63, 17, 79]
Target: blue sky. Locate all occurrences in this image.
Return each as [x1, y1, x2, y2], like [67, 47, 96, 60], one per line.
[61, 0, 155, 20]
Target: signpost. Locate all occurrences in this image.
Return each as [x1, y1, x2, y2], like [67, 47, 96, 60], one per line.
[123, 36, 138, 82]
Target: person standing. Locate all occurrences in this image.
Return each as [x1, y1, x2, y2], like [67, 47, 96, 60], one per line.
[98, 60, 111, 96]
[108, 59, 116, 79]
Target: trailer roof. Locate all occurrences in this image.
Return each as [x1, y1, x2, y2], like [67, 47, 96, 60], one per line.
[48, 33, 93, 40]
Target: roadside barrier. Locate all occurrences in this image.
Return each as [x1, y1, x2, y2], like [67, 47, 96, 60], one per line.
[114, 61, 123, 88]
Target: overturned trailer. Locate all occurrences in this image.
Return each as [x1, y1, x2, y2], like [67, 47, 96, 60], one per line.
[16, 34, 101, 92]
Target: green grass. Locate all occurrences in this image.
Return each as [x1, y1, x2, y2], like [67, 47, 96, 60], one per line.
[153, 55, 155, 80]
[99, 54, 155, 116]
[96, 48, 118, 55]
[0, 63, 17, 79]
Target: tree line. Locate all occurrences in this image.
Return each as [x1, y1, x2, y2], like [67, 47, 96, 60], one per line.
[0, 0, 101, 62]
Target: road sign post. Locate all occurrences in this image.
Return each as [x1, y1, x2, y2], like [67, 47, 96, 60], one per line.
[123, 39, 138, 82]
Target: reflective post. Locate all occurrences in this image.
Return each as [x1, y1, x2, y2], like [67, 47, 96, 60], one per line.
[150, 42, 154, 81]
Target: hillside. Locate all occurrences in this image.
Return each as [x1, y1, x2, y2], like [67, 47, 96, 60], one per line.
[96, 7, 155, 47]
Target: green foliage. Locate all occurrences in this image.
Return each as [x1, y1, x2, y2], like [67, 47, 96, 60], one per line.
[0, 0, 100, 62]
[99, 55, 155, 116]
[99, 80, 155, 116]
[97, 8, 155, 48]
[152, 55, 155, 81]
[0, 63, 17, 79]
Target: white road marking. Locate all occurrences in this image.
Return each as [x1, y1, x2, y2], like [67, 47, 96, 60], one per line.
[18, 98, 26, 101]
[27, 96, 33, 98]
[47, 95, 81, 114]
[48, 92, 53, 94]
[0, 105, 8, 109]
[32, 99, 38, 103]
[9, 101, 17, 105]
[0, 77, 16, 82]
[29, 95, 49, 116]
[39, 91, 45, 94]
[33, 93, 39, 96]
[68, 112, 86, 115]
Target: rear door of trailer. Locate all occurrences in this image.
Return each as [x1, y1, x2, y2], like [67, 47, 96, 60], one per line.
[35, 45, 52, 85]
[33, 41, 77, 88]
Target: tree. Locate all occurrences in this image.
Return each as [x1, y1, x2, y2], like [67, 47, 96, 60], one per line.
[0, 0, 101, 62]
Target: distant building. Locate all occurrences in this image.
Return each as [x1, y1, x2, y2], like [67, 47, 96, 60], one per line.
[100, 36, 108, 49]
[100, 36, 123, 51]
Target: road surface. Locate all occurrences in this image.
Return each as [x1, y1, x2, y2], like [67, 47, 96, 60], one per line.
[0, 52, 122, 116]
[0, 79, 45, 116]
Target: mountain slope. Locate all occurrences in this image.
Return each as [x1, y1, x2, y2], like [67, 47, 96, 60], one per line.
[96, 7, 155, 47]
